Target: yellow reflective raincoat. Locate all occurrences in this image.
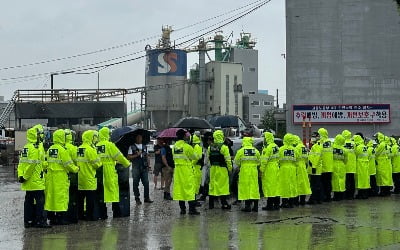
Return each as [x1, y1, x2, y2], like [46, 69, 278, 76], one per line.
[391, 139, 400, 174]
[260, 132, 280, 197]
[354, 135, 370, 189]
[294, 136, 311, 195]
[17, 127, 45, 191]
[367, 140, 376, 176]
[375, 133, 393, 186]
[45, 129, 79, 212]
[278, 134, 298, 198]
[318, 128, 333, 173]
[332, 134, 346, 192]
[77, 130, 102, 190]
[96, 127, 130, 203]
[342, 130, 356, 173]
[190, 135, 203, 194]
[208, 131, 232, 196]
[172, 139, 197, 201]
[234, 137, 261, 200]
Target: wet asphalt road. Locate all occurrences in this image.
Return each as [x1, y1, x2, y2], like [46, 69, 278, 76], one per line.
[2, 164, 400, 250]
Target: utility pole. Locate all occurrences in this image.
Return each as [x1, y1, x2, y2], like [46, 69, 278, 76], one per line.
[276, 89, 279, 109]
[97, 72, 100, 101]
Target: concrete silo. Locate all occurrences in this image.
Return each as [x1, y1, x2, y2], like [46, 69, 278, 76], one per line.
[145, 27, 188, 129]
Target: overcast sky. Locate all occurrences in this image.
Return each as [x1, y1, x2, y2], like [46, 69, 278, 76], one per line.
[0, 0, 286, 107]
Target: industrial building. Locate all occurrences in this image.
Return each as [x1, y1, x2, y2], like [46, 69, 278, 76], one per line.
[286, 0, 400, 137]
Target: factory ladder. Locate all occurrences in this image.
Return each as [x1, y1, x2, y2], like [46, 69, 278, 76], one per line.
[0, 91, 18, 128]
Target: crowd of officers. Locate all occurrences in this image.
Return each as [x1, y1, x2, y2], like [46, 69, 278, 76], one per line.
[171, 127, 399, 215]
[17, 124, 399, 227]
[18, 125, 130, 228]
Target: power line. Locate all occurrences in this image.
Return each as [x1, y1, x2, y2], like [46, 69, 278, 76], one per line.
[0, 0, 270, 83]
[0, 0, 268, 71]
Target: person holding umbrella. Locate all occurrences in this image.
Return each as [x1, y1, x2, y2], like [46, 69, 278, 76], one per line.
[172, 129, 200, 215]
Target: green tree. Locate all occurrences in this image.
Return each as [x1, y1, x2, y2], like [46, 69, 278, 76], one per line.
[261, 109, 287, 138]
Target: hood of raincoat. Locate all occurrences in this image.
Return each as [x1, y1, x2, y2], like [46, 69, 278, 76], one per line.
[33, 124, 44, 142]
[341, 130, 352, 140]
[318, 128, 328, 140]
[99, 127, 110, 142]
[384, 136, 391, 144]
[242, 137, 253, 147]
[375, 132, 384, 143]
[283, 133, 294, 146]
[53, 129, 66, 145]
[353, 135, 364, 146]
[333, 134, 345, 147]
[367, 140, 374, 147]
[65, 129, 73, 144]
[293, 135, 302, 146]
[213, 130, 224, 144]
[82, 130, 97, 145]
[391, 137, 396, 146]
[191, 134, 201, 144]
[26, 127, 38, 144]
[264, 132, 274, 145]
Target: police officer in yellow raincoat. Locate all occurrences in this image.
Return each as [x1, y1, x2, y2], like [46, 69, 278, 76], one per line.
[307, 132, 323, 204]
[77, 130, 102, 220]
[172, 129, 200, 215]
[318, 128, 333, 202]
[96, 127, 130, 218]
[375, 133, 393, 196]
[45, 129, 79, 225]
[190, 134, 203, 195]
[64, 129, 79, 223]
[207, 130, 233, 210]
[17, 127, 50, 228]
[332, 134, 346, 201]
[342, 130, 356, 199]
[294, 135, 311, 205]
[279, 133, 298, 208]
[234, 137, 261, 212]
[367, 140, 378, 196]
[392, 138, 400, 193]
[260, 132, 280, 210]
[353, 135, 370, 199]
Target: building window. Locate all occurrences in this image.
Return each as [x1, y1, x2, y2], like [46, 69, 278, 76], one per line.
[210, 107, 212, 112]
[252, 114, 260, 119]
[263, 101, 272, 106]
[251, 100, 260, 106]
[249, 67, 256, 72]
[210, 95, 213, 100]
[226, 75, 229, 114]
[249, 91, 256, 95]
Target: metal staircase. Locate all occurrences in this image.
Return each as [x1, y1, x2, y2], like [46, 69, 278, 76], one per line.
[0, 91, 18, 128]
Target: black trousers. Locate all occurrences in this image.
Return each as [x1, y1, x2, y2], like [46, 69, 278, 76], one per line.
[24, 190, 46, 225]
[67, 173, 78, 223]
[179, 201, 196, 211]
[78, 190, 99, 221]
[308, 175, 322, 202]
[112, 164, 130, 217]
[369, 175, 379, 196]
[321, 172, 332, 201]
[345, 173, 355, 199]
[96, 169, 107, 220]
[393, 173, 400, 193]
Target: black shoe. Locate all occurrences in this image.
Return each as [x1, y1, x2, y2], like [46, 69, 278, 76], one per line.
[135, 198, 142, 205]
[180, 209, 186, 215]
[34, 223, 52, 228]
[164, 193, 173, 201]
[189, 210, 200, 215]
[144, 199, 154, 203]
[199, 195, 207, 201]
[252, 206, 258, 212]
[221, 204, 231, 210]
[241, 207, 251, 212]
[195, 201, 202, 207]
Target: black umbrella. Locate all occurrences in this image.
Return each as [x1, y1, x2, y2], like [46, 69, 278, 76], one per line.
[172, 117, 214, 129]
[111, 125, 150, 156]
[208, 115, 245, 128]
